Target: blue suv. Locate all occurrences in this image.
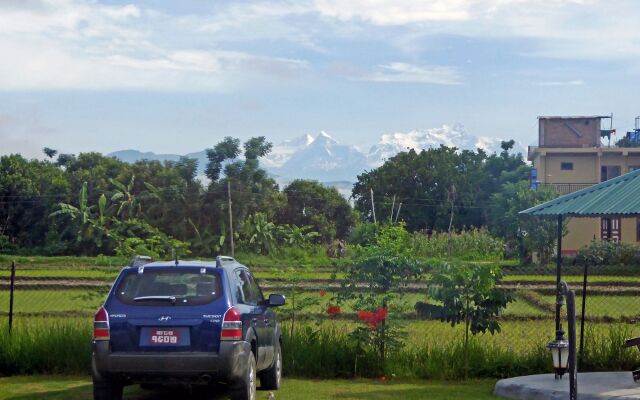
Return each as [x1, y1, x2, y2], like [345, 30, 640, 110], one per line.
[92, 256, 285, 400]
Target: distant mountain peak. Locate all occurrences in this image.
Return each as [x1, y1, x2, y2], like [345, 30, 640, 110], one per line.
[313, 131, 338, 145]
[109, 124, 523, 186]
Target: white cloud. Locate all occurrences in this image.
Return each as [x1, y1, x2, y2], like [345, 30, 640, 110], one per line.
[534, 80, 584, 86]
[0, 0, 311, 91]
[359, 62, 463, 85]
[312, 0, 640, 60]
[314, 0, 472, 25]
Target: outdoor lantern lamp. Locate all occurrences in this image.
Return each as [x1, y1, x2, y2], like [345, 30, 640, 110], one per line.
[546, 337, 570, 379]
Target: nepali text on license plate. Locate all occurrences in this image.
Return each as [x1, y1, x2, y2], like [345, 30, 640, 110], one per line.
[151, 329, 179, 344]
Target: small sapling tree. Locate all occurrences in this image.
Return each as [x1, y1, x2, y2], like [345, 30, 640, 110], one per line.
[338, 223, 422, 372]
[429, 262, 513, 379]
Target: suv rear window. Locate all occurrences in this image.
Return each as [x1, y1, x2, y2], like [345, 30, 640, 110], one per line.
[115, 269, 222, 306]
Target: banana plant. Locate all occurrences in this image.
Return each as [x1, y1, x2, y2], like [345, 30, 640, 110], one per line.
[49, 182, 94, 242]
[243, 212, 277, 254]
[110, 175, 140, 219]
[278, 224, 319, 247]
[49, 182, 113, 246]
[188, 219, 227, 256]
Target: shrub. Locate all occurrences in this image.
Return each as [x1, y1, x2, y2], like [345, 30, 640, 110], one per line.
[347, 222, 380, 247]
[411, 228, 504, 261]
[576, 240, 640, 266]
[0, 235, 16, 254]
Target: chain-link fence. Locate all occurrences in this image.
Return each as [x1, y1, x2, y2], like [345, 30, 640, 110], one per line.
[1, 260, 639, 374]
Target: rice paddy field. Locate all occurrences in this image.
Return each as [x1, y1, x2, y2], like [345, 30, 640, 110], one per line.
[1, 255, 640, 379]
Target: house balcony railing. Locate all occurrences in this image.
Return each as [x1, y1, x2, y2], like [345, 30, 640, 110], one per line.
[538, 183, 595, 195]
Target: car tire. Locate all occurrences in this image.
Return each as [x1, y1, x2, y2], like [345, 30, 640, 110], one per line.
[259, 342, 282, 390]
[93, 380, 123, 400]
[230, 353, 257, 400]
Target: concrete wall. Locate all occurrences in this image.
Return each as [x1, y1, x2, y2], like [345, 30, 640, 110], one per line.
[622, 217, 638, 244]
[542, 154, 598, 184]
[564, 218, 600, 254]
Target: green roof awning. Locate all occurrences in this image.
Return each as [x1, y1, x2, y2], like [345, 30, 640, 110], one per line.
[520, 169, 640, 217]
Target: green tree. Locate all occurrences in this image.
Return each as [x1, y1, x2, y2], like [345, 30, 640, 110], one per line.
[353, 147, 486, 232]
[429, 262, 513, 379]
[352, 143, 528, 233]
[0, 154, 70, 251]
[277, 179, 355, 241]
[204, 136, 283, 253]
[43, 147, 58, 159]
[488, 181, 559, 263]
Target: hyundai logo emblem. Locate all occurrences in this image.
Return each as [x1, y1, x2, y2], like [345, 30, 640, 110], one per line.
[158, 316, 171, 321]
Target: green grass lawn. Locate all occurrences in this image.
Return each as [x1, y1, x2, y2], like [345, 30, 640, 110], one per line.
[0, 376, 499, 400]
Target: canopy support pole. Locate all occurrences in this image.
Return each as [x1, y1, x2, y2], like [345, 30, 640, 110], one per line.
[556, 214, 563, 336]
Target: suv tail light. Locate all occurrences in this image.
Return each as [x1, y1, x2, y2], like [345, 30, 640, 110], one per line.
[93, 307, 110, 341]
[221, 307, 242, 341]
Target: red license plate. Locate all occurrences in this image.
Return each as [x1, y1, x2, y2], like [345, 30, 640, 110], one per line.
[150, 329, 180, 345]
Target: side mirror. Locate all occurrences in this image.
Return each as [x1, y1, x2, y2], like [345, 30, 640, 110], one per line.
[268, 294, 286, 307]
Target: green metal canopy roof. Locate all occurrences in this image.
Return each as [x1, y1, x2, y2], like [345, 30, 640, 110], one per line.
[520, 168, 640, 217]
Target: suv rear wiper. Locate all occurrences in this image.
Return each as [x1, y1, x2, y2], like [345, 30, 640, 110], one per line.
[133, 296, 178, 305]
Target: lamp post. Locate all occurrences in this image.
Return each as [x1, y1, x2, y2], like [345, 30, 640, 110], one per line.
[546, 281, 577, 399]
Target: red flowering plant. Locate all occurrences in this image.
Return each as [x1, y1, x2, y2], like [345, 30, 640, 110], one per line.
[284, 287, 333, 339]
[336, 223, 422, 371]
[326, 304, 341, 317]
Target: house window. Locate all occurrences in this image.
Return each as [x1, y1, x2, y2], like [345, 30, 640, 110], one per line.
[561, 162, 574, 171]
[601, 165, 621, 182]
[601, 217, 621, 242]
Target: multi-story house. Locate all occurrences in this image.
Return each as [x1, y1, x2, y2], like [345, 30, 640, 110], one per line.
[528, 115, 640, 254]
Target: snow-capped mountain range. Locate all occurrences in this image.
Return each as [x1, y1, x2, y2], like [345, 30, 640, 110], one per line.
[109, 124, 524, 184]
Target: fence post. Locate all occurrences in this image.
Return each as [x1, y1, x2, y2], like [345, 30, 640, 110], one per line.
[579, 262, 589, 356]
[8, 260, 15, 335]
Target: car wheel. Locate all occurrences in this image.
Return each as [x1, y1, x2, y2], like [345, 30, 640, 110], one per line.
[93, 380, 123, 400]
[230, 354, 256, 400]
[259, 342, 282, 390]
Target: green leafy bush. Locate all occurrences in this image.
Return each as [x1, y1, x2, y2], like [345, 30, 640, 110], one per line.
[411, 228, 504, 261]
[347, 222, 380, 247]
[113, 219, 190, 258]
[0, 235, 17, 253]
[576, 240, 640, 266]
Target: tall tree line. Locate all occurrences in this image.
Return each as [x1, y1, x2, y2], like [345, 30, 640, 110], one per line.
[1, 137, 549, 257]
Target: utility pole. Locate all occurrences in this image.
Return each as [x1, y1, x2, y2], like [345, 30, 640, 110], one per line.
[447, 185, 456, 259]
[394, 202, 402, 223]
[389, 195, 396, 223]
[227, 180, 235, 257]
[370, 188, 377, 224]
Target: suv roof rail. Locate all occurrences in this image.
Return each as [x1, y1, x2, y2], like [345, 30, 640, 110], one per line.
[215, 255, 236, 267]
[129, 255, 153, 268]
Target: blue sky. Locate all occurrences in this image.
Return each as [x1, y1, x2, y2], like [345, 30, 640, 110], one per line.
[1, 0, 639, 158]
